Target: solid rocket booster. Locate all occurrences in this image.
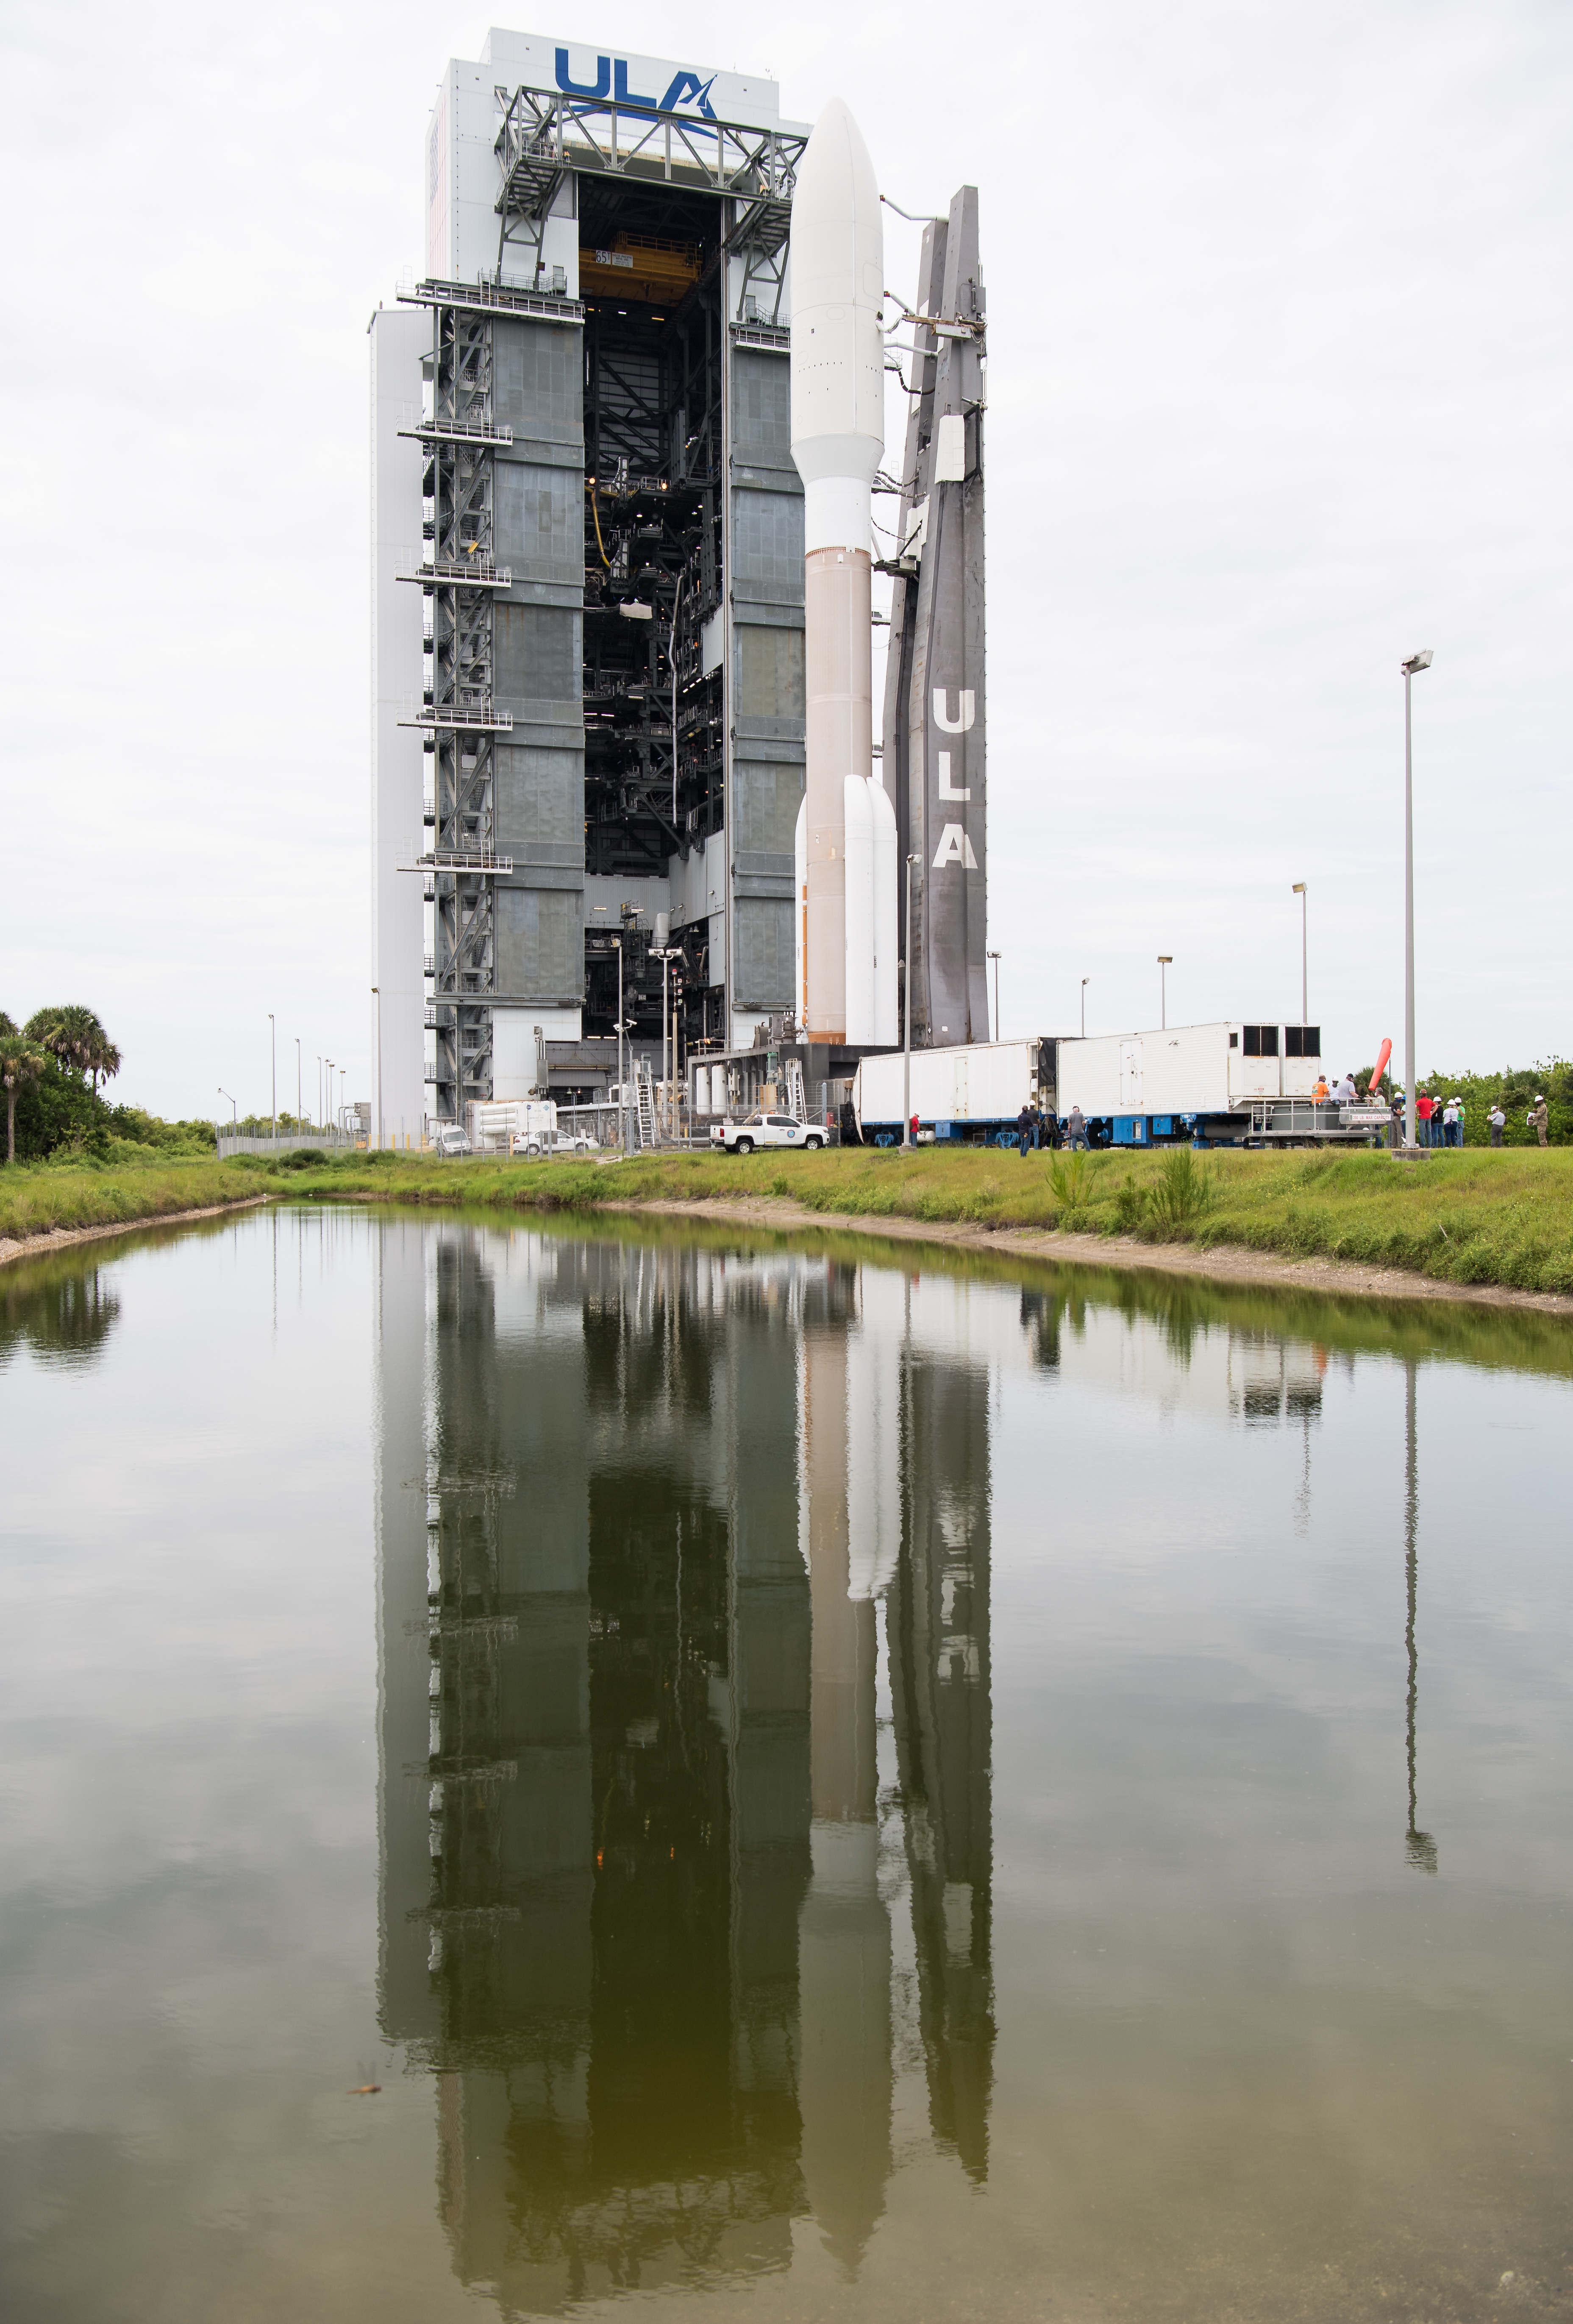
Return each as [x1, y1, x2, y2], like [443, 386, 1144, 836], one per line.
[791, 99, 887, 1047]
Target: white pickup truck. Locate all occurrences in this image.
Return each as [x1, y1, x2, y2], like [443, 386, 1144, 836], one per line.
[711, 1111, 826, 1155]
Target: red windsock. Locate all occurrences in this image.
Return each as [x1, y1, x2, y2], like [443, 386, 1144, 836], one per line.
[1367, 1038, 1392, 1095]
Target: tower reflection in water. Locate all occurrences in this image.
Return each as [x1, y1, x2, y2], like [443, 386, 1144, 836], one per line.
[374, 1225, 994, 2310]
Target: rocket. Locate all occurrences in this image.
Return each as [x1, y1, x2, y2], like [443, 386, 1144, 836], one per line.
[791, 100, 898, 1050]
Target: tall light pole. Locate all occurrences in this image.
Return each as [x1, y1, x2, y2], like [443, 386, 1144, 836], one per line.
[1080, 977, 1089, 1038]
[317, 1056, 322, 1130]
[987, 948, 1001, 1041]
[325, 1059, 334, 1140]
[1291, 883, 1308, 1026]
[268, 1012, 276, 1145]
[294, 1037, 302, 1136]
[903, 854, 919, 1147]
[613, 939, 628, 1154]
[1400, 651, 1433, 1152]
[218, 1086, 237, 1128]
[371, 986, 383, 1151]
[1157, 955, 1172, 1030]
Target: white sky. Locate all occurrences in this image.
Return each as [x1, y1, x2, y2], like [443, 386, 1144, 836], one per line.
[3, 0, 1568, 1119]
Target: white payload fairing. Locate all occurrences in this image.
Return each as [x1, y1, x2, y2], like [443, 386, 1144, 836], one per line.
[791, 100, 898, 1050]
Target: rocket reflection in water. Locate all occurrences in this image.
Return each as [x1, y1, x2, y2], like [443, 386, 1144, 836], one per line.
[373, 1225, 995, 2309]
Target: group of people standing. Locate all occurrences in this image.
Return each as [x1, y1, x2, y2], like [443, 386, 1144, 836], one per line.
[1014, 1104, 1064, 1155]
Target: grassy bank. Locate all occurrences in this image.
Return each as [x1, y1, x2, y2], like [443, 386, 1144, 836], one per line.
[0, 1156, 261, 1244]
[6, 1143, 1573, 1298]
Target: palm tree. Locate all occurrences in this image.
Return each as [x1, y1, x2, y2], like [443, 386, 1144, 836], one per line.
[0, 1036, 49, 1164]
[23, 1006, 119, 1094]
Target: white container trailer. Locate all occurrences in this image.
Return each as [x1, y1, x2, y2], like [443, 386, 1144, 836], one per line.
[467, 1099, 557, 1153]
[852, 1020, 1334, 1147]
[853, 1040, 1041, 1141]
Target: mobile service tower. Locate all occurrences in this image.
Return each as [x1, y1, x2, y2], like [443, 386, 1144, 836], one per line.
[372, 30, 812, 1132]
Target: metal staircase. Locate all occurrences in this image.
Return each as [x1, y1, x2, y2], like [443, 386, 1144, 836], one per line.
[634, 1059, 657, 1149]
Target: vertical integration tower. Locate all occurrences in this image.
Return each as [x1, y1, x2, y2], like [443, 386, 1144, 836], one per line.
[371, 31, 813, 1130]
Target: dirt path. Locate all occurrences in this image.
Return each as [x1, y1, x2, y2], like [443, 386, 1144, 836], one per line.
[0, 1197, 271, 1270]
[609, 1195, 1573, 1318]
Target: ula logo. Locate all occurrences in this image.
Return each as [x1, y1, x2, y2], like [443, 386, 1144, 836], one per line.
[555, 48, 718, 119]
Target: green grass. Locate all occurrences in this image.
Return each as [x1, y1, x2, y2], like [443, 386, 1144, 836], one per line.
[6, 1141, 1573, 1299]
[0, 1155, 264, 1244]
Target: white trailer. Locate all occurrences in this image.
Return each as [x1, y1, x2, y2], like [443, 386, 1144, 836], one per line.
[853, 1040, 1041, 1142]
[1056, 1023, 1324, 1124]
[467, 1098, 557, 1154]
[852, 1020, 1360, 1147]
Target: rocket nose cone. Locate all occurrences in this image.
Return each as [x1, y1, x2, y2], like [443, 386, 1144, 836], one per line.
[796, 96, 880, 234]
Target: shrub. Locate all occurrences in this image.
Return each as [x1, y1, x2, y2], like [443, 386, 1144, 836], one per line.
[1148, 1147, 1214, 1229]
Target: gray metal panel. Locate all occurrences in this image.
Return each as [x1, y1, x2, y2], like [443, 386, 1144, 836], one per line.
[493, 317, 583, 437]
[495, 604, 583, 702]
[733, 488, 804, 588]
[732, 755, 803, 857]
[500, 437, 584, 470]
[736, 625, 805, 721]
[731, 350, 792, 457]
[731, 461, 800, 490]
[495, 461, 583, 590]
[495, 885, 585, 997]
[733, 894, 795, 1004]
[495, 740, 584, 852]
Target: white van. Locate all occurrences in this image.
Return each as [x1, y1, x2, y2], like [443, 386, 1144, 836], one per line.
[433, 1125, 472, 1157]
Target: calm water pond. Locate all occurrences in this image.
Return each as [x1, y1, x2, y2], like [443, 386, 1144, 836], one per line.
[2, 1207, 1571, 2324]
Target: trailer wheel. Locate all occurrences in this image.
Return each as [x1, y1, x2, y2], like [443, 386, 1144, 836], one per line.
[734, 1136, 754, 1155]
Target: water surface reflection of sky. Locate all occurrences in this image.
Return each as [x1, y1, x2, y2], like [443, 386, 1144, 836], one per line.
[0, 1208, 1569, 2323]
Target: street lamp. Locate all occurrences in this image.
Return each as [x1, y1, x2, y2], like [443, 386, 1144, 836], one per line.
[987, 948, 1001, 1042]
[1291, 884, 1308, 1027]
[1400, 650, 1433, 1153]
[267, 1012, 276, 1144]
[1157, 956, 1172, 1030]
[903, 854, 920, 1147]
[1080, 977, 1089, 1038]
[325, 1058, 334, 1141]
[294, 1036, 302, 1138]
[217, 1086, 237, 1130]
[371, 985, 383, 1152]
[611, 939, 629, 1154]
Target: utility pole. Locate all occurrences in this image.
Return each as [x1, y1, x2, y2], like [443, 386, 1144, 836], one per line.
[1291, 883, 1308, 1025]
[987, 948, 1001, 1041]
[614, 940, 627, 1155]
[903, 854, 919, 1147]
[295, 1037, 301, 1136]
[268, 1013, 276, 1144]
[371, 986, 383, 1151]
[1400, 651, 1433, 1153]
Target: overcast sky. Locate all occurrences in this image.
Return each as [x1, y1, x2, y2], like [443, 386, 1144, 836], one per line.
[3, 0, 1568, 1119]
